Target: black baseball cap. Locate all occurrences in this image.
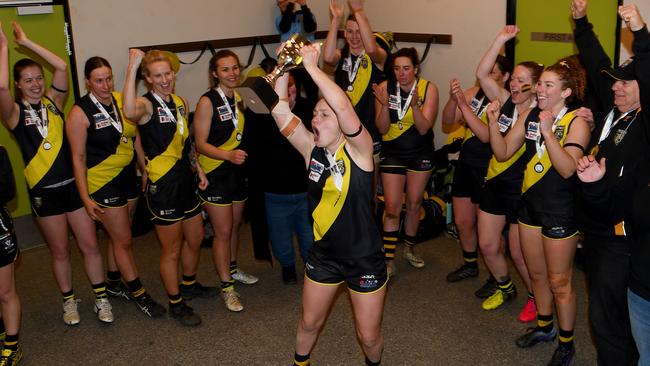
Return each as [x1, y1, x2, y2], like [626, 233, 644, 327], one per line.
[601, 57, 636, 81]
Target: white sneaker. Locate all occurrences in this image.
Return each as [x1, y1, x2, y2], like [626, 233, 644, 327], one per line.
[221, 290, 244, 312]
[63, 299, 81, 326]
[231, 270, 259, 285]
[386, 260, 396, 278]
[404, 246, 425, 268]
[94, 298, 114, 323]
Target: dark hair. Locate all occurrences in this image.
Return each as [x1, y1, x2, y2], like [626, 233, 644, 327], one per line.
[494, 55, 513, 77]
[84, 56, 112, 79]
[13, 58, 43, 102]
[387, 47, 420, 80]
[259, 57, 278, 75]
[208, 50, 241, 88]
[517, 61, 544, 85]
[545, 55, 586, 103]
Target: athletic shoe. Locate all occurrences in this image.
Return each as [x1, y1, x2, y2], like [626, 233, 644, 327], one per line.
[221, 290, 243, 312]
[106, 281, 131, 301]
[445, 223, 459, 242]
[386, 260, 396, 278]
[474, 276, 497, 298]
[404, 246, 425, 268]
[133, 294, 166, 318]
[482, 288, 517, 310]
[231, 270, 259, 285]
[94, 298, 114, 323]
[548, 344, 576, 366]
[180, 282, 219, 300]
[515, 327, 557, 348]
[446, 263, 478, 282]
[282, 266, 297, 285]
[170, 302, 202, 327]
[0, 346, 22, 366]
[63, 299, 81, 326]
[518, 297, 537, 323]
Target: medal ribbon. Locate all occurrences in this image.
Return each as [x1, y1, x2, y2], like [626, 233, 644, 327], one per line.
[151, 92, 185, 135]
[324, 143, 345, 192]
[345, 51, 365, 87]
[598, 107, 637, 144]
[216, 87, 240, 134]
[23, 100, 48, 139]
[396, 80, 417, 121]
[89, 93, 123, 134]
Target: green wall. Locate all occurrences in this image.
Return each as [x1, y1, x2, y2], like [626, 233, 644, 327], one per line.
[0, 5, 75, 217]
[515, 0, 619, 66]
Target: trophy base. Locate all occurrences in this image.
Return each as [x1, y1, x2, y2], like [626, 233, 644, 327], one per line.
[236, 77, 279, 114]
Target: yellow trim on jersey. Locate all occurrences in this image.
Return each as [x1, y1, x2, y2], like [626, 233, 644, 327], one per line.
[382, 79, 428, 142]
[312, 143, 351, 241]
[522, 110, 576, 193]
[346, 53, 373, 106]
[146, 94, 189, 183]
[198, 93, 246, 174]
[24, 97, 63, 189]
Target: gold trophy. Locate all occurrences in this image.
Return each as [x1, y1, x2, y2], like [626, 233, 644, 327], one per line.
[237, 34, 310, 114]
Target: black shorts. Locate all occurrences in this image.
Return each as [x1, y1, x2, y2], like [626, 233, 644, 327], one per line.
[199, 169, 248, 206]
[0, 207, 19, 267]
[379, 151, 433, 175]
[372, 141, 381, 157]
[518, 198, 578, 240]
[305, 245, 388, 294]
[90, 168, 134, 208]
[29, 180, 83, 217]
[451, 160, 487, 203]
[479, 179, 522, 224]
[146, 168, 202, 226]
[125, 167, 140, 202]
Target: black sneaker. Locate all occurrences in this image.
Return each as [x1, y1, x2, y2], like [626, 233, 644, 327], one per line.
[515, 327, 557, 348]
[170, 302, 202, 327]
[282, 265, 297, 285]
[445, 223, 459, 242]
[446, 263, 479, 282]
[107, 281, 131, 301]
[180, 282, 219, 300]
[133, 293, 166, 318]
[548, 344, 575, 366]
[474, 276, 497, 298]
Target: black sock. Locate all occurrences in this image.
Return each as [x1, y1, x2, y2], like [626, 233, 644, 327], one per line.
[107, 270, 121, 285]
[181, 274, 197, 290]
[126, 278, 145, 298]
[229, 261, 238, 275]
[537, 313, 554, 333]
[168, 293, 182, 308]
[558, 328, 574, 348]
[62, 289, 75, 303]
[4, 333, 18, 351]
[365, 356, 381, 366]
[221, 279, 235, 292]
[496, 277, 515, 294]
[293, 352, 310, 366]
[462, 250, 478, 268]
[92, 282, 108, 300]
[404, 234, 417, 247]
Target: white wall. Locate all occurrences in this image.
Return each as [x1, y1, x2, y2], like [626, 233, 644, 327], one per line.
[620, 0, 650, 63]
[68, 0, 506, 148]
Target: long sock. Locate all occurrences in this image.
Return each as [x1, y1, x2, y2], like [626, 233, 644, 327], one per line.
[558, 328, 574, 348]
[3, 333, 18, 351]
[496, 277, 515, 295]
[404, 234, 417, 248]
[92, 282, 108, 300]
[365, 356, 381, 366]
[126, 278, 145, 298]
[168, 293, 182, 309]
[62, 289, 75, 303]
[229, 261, 238, 275]
[221, 279, 235, 293]
[181, 274, 197, 292]
[537, 313, 554, 333]
[382, 231, 399, 261]
[107, 270, 121, 286]
[293, 352, 310, 366]
[462, 250, 478, 268]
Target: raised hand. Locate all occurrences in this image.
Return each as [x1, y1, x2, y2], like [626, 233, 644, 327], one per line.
[539, 110, 554, 137]
[330, 0, 345, 21]
[129, 48, 145, 67]
[619, 4, 644, 32]
[300, 43, 321, 70]
[486, 100, 502, 126]
[348, 0, 364, 13]
[571, 0, 587, 20]
[371, 83, 388, 106]
[11, 21, 29, 47]
[497, 25, 520, 43]
[576, 155, 606, 183]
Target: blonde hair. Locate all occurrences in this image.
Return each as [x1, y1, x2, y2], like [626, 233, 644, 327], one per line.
[140, 50, 172, 78]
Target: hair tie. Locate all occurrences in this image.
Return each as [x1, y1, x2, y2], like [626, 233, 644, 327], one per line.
[559, 60, 570, 69]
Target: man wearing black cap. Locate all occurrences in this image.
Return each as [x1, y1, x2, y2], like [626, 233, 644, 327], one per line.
[571, 1, 648, 365]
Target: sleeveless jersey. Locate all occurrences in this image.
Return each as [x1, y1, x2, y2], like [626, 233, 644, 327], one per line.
[485, 97, 527, 183]
[521, 107, 578, 213]
[138, 92, 191, 183]
[77, 91, 137, 195]
[11, 96, 73, 189]
[308, 142, 382, 259]
[458, 89, 492, 168]
[334, 48, 384, 142]
[197, 89, 246, 175]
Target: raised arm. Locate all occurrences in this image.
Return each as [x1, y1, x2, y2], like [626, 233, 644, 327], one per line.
[539, 111, 590, 178]
[451, 79, 488, 142]
[476, 26, 517, 104]
[624, 4, 650, 134]
[122, 49, 151, 124]
[348, 0, 387, 68]
[299, 0, 317, 34]
[322, 0, 344, 66]
[12, 22, 68, 110]
[0, 23, 18, 129]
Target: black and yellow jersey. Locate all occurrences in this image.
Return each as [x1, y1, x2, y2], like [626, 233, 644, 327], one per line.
[11, 96, 73, 189]
[138, 91, 191, 183]
[458, 88, 492, 168]
[381, 78, 433, 156]
[485, 97, 527, 183]
[197, 89, 245, 175]
[77, 91, 137, 195]
[521, 107, 578, 213]
[334, 47, 385, 143]
[307, 142, 382, 259]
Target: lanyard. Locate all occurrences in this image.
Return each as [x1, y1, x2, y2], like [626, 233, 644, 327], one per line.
[324, 143, 345, 192]
[598, 107, 637, 144]
[151, 92, 184, 135]
[23, 100, 48, 139]
[536, 107, 567, 158]
[216, 87, 240, 133]
[396, 80, 417, 121]
[89, 93, 122, 134]
[345, 51, 365, 87]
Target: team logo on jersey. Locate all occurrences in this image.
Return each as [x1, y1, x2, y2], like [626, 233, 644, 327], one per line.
[33, 196, 42, 208]
[361, 57, 368, 69]
[336, 159, 346, 176]
[309, 158, 325, 182]
[359, 274, 378, 289]
[614, 129, 627, 145]
[148, 184, 157, 195]
[46, 103, 58, 115]
[554, 126, 565, 141]
[178, 105, 186, 117]
[525, 121, 539, 140]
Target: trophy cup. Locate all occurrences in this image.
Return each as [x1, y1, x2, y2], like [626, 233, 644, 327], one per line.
[236, 34, 310, 114]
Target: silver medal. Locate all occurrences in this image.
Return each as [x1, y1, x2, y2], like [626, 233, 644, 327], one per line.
[398, 122, 403, 130]
[121, 136, 128, 143]
[347, 85, 354, 92]
[534, 162, 544, 173]
[236, 133, 242, 141]
[43, 141, 52, 150]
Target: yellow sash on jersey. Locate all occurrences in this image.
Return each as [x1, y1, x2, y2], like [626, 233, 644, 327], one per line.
[346, 53, 372, 106]
[87, 92, 137, 194]
[486, 144, 525, 180]
[146, 94, 189, 183]
[24, 97, 63, 189]
[522, 110, 576, 193]
[198, 93, 246, 175]
[312, 143, 351, 241]
[382, 79, 428, 142]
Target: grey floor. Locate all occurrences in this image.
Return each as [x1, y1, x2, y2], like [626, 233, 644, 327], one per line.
[14, 224, 596, 365]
